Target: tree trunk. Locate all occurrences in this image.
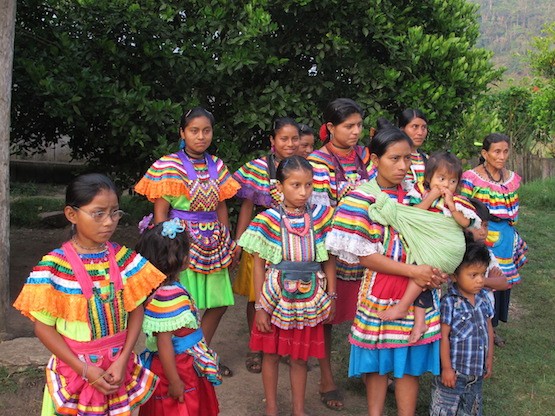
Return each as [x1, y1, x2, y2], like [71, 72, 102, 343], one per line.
[0, 0, 16, 337]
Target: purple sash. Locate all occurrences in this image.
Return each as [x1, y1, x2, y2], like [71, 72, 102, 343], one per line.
[169, 209, 218, 222]
[177, 150, 218, 181]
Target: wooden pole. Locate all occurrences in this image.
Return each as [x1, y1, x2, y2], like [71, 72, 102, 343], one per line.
[0, 0, 16, 337]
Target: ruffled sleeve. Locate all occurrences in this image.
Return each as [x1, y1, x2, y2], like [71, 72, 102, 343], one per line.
[233, 157, 277, 208]
[135, 153, 191, 201]
[238, 209, 283, 264]
[212, 155, 241, 201]
[325, 182, 384, 264]
[142, 284, 199, 335]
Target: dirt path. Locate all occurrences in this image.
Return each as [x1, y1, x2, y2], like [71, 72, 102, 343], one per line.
[5, 225, 370, 415]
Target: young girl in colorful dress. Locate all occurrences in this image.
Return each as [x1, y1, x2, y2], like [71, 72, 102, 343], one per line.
[238, 155, 336, 416]
[398, 108, 429, 185]
[13, 173, 166, 416]
[377, 151, 481, 343]
[136, 220, 221, 416]
[233, 118, 300, 373]
[135, 107, 240, 375]
[308, 98, 373, 410]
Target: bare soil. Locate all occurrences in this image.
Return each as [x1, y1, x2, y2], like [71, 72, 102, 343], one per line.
[3, 225, 369, 415]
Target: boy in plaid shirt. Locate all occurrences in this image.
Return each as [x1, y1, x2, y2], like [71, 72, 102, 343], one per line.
[430, 240, 494, 416]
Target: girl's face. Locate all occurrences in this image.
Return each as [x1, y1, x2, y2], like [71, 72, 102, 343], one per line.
[482, 141, 509, 171]
[371, 140, 412, 188]
[65, 189, 120, 247]
[277, 168, 313, 209]
[469, 221, 488, 243]
[180, 116, 213, 157]
[271, 124, 300, 160]
[297, 134, 315, 158]
[453, 263, 487, 299]
[429, 165, 459, 194]
[328, 113, 363, 149]
[402, 117, 428, 149]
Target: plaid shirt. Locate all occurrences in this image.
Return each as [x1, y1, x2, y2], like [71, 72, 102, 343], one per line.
[441, 285, 494, 376]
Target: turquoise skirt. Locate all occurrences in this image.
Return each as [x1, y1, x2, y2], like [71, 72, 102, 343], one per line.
[349, 340, 440, 379]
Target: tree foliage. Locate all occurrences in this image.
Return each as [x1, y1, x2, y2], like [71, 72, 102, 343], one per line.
[12, 0, 500, 184]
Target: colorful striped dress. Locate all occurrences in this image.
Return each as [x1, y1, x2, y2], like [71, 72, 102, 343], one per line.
[13, 242, 166, 416]
[139, 282, 220, 416]
[460, 168, 528, 326]
[308, 145, 374, 323]
[232, 155, 282, 301]
[238, 205, 334, 361]
[405, 151, 427, 185]
[326, 183, 440, 378]
[135, 151, 240, 309]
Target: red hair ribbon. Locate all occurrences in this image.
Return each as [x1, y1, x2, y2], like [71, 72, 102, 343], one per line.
[319, 124, 328, 142]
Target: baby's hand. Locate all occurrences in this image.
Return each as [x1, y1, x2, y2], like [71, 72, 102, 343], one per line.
[442, 188, 456, 210]
[427, 186, 443, 200]
[441, 367, 457, 388]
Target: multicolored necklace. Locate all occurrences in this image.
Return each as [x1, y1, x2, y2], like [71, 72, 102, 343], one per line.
[281, 205, 310, 236]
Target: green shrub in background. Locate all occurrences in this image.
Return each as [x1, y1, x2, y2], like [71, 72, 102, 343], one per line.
[10, 197, 64, 227]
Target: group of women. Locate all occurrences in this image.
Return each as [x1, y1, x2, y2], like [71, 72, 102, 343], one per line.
[134, 98, 527, 415]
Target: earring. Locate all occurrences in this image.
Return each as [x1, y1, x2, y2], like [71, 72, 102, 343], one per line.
[271, 144, 275, 153]
[179, 139, 185, 150]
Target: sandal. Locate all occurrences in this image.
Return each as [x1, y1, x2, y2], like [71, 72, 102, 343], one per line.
[246, 351, 263, 374]
[220, 363, 233, 377]
[319, 389, 344, 411]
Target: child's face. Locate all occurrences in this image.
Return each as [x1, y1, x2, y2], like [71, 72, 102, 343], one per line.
[453, 262, 487, 299]
[65, 189, 120, 246]
[469, 221, 489, 243]
[277, 168, 313, 209]
[271, 125, 300, 160]
[297, 134, 315, 158]
[180, 116, 213, 156]
[429, 166, 459, 194]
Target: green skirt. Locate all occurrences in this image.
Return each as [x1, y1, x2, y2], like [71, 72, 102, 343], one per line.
[179, 268, 235, 309]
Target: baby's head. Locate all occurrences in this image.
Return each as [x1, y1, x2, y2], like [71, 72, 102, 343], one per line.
[135, 219, 190, 284]
[424, 151, 462, 194]
[466, 198, 492, 243]
[452, 240, 490, 298]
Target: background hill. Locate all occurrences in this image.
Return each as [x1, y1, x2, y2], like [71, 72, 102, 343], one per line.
[473, 0, 554, 78]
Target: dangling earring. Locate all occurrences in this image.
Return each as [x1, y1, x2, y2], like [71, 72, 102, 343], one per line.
[271, 144, 275, 153]
[179, 139, 185, 150]
[71, 223, 76, 236]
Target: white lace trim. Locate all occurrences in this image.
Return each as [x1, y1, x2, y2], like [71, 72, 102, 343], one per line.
[325, 230, 383, 264]
[310, 192, 332, 207]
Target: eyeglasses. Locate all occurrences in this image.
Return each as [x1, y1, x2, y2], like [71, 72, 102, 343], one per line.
[73, 207, 125, 223]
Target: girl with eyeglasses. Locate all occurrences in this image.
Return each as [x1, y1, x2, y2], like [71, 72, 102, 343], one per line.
[14, 173, 167, 415]
[135, 107, 240, 377]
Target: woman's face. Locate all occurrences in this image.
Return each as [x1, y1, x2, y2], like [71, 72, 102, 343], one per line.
[180, 116, 213, 157]
[271, 124, 300, 160]
[297, 134, 315, 158]
[402, 117, 428, 149]
[482, 141, 510, 171]
[371, 140, 412, 188]
[328, 113, 363, 149]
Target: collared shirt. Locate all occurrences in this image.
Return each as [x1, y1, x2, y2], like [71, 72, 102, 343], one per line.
[440, 284, 494, 376]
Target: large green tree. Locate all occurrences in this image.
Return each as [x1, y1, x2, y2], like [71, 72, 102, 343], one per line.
[12, 0, 500, 183]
